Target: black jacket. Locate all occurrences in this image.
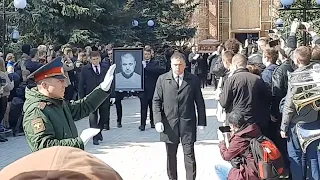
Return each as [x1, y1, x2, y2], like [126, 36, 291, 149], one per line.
[153, 71, 206, 144]
[271, 60, 294, 119]
[219, 68, 271, 130]
[78, 63, 115, 99]
[138, 59, 165, 100]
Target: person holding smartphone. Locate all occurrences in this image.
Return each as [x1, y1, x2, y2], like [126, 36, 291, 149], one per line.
[215, 111, 261, 180]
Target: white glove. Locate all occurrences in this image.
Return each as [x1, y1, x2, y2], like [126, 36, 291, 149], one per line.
[155, 122, 164, 133]
[198, 126, 205, 130]
[100, 64, 116, 91]
[142, 61, 147, 68]
[110, 98, 115, 104]
[80, 128, 100, 146]
[118, 90, 123, 93]
[290, 19, 300, 33]
[217, 129, 224, 142]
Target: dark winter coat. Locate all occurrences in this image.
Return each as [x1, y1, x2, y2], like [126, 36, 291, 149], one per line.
[219, 124, 261, 180]
[153, 71, 206, 144]
[261, 64, 278, 89]
[219, 68, 271, 131]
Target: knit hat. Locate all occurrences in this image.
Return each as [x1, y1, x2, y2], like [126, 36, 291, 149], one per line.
[21, 44, 31, 55]
[0, 146, 123, 180]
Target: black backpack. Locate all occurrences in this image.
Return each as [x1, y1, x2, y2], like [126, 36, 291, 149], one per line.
[210, 55, 226, 77]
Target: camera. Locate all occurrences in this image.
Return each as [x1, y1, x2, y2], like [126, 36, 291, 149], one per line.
[268, 29, 276, 34]
[298, 23, 306, 30]
[269, 39, 280, 47]
[0, 78, 6, 85]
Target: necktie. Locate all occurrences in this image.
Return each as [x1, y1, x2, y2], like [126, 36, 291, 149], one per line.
[176, 76, 180, 87]
[95, 66, 99, 75]
[146, 61, 149, 64]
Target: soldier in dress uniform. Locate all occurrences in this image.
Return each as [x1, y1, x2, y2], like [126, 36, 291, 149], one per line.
[23, 57, 116, 152]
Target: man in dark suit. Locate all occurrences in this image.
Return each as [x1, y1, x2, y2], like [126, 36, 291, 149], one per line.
[138, 48, 166, 131]
[102, 48, 125, 128]
[153, 52, 207, 180]
[78, 51, 115, 145]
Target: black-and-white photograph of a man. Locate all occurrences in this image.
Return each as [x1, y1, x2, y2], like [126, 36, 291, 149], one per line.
[114, 48, 143, 91]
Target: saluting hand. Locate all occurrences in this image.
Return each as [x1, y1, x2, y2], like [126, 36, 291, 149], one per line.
[100, 64, 116, 92]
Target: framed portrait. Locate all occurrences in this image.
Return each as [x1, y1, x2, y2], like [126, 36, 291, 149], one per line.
[113, 48, 144, 92]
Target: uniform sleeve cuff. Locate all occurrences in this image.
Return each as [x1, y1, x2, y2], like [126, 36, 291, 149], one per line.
[77, 137, 85, 150]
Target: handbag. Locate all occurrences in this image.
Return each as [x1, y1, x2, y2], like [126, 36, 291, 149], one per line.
[216, 101, 226, 123]
[216, 77, 226, 123]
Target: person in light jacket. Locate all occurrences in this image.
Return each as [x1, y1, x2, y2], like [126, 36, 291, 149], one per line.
[0, 57, 14, 142]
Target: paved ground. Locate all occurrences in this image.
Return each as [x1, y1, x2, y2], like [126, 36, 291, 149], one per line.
[0, 87, 224, 179]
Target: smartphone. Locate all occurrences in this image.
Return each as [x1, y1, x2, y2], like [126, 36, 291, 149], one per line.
[0, 78, 6, 85]
[218, 126, 231, 133]
[269, 39, 280, 47]
[268, 29, 275, 34]
[298, 23, 306, 30]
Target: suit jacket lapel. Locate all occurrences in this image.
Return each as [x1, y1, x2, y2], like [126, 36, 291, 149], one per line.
[166, 71, 179, 90]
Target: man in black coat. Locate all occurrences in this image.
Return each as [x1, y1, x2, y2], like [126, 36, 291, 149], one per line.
[78, 51, 115, 145]
[219, 54, 271, 135]
[153, 52, 206, 180]
[138, 48, 166, 131]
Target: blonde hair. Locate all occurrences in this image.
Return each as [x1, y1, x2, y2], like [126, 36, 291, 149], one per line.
[6, 53, 15, 62]
[0, 57, 6, 72]
[7, 66, 14, 73]
[37, 45, 47, 52]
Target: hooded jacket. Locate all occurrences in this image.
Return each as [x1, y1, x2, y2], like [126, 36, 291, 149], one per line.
[219, 124, 262, 180]
[281, 62, 320, 132]
[0, 71, 14, 97]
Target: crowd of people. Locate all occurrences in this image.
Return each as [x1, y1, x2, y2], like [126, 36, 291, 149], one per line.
[213, 20, 320, 180]
[0, 18, 320, 180]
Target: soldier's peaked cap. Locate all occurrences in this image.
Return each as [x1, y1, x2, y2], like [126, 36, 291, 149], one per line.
[28, 56, 66, 82]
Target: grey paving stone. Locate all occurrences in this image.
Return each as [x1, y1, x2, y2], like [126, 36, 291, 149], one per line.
[0, 87, 223, 179]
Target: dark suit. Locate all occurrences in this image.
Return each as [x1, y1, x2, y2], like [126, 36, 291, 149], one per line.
[102, 58, 125, 124]
[138, 59, 165, 127]
[153, 71, 207, 180]
[78, 63, 114, 139]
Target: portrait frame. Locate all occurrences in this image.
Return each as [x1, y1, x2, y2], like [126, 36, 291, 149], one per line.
[113, 48, 144, 92]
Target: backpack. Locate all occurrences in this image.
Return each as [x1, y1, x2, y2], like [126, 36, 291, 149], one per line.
[244, 135, 285, 180]
[0, 77, 7, 96]
[210, 55, 226, 77]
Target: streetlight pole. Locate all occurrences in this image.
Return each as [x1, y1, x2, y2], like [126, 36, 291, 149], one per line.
[2, 0, 6, 55]
[302, 0, 307, 45]
[1, 0, 26, 55]
[132, 19, 155, 45]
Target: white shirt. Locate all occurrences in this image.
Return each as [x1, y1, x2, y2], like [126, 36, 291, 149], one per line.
[173, 72, 184, 87]
[92, 64, 100, 74]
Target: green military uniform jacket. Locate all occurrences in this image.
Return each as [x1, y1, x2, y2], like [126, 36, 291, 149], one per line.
[23, 86, 111, 152]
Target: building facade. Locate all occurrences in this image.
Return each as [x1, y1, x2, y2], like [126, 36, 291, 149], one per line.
[190, 0, 280, 44]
